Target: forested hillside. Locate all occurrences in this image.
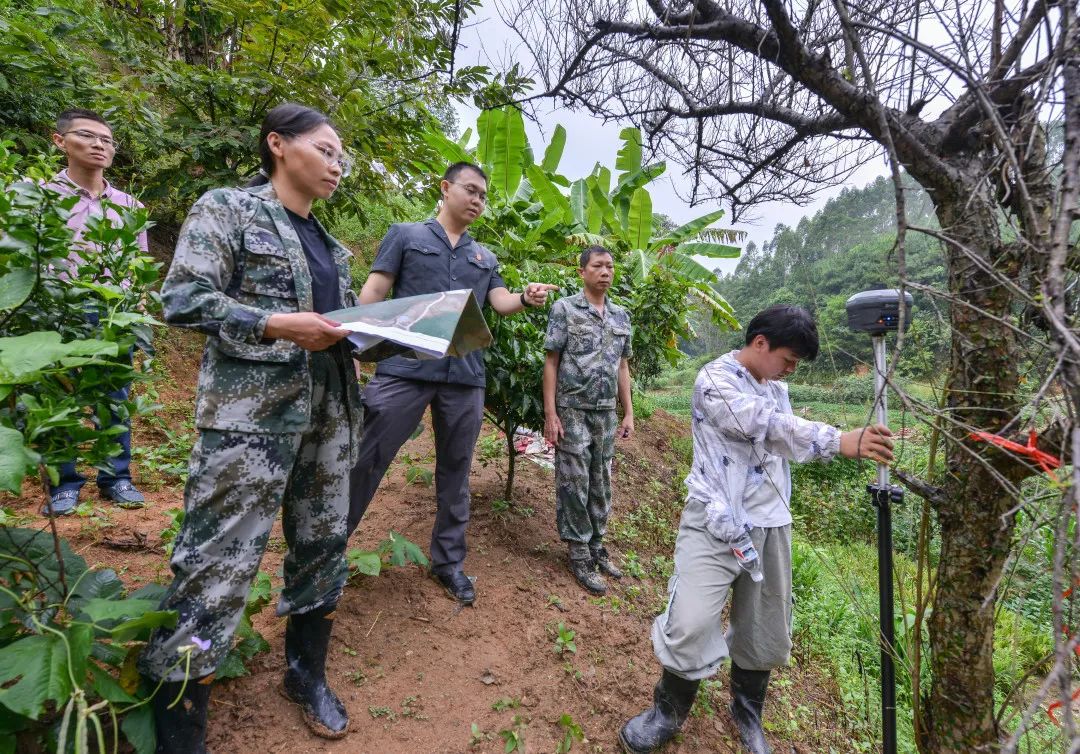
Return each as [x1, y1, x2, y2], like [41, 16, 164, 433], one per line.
[701, 177, 949, 378]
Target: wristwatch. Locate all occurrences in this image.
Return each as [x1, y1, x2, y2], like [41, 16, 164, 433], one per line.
[520, 291, 531, 308]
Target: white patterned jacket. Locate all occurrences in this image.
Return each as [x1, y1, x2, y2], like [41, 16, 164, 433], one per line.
[684, 351, 841, 542]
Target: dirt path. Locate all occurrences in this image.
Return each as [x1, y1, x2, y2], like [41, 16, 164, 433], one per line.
[3, 332, 859, 753]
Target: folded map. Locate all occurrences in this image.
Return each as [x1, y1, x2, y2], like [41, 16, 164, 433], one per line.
[325, 289, 493, 362]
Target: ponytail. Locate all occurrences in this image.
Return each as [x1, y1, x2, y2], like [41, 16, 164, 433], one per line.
[245, 102, 333, 187]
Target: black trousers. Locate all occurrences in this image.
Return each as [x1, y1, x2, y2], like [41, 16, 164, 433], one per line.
[348, 374, 485, 576]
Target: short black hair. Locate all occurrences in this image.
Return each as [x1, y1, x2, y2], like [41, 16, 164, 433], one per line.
[744, 305, 819, 360]
[579, 245, 613, 268]
[56, 108, 110, 134]
[443, 162, 487, 184]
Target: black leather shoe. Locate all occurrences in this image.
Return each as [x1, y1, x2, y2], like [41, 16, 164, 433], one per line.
[283, 605, 349, 739]
[619, 670, 700, 753]
[148, 675, 212, 754]
[730, 663, 772, 754]
[435, 571, 476, 605]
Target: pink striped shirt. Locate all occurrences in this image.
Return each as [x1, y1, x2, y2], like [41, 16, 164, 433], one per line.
[45, 170, 149, 263]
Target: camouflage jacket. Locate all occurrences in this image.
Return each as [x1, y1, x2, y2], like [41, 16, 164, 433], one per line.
[161, 183, 362, 441]
[543, 292, 632, 410]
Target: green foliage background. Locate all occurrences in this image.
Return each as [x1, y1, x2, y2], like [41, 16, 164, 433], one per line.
[418, 107, 741, 496]
[0, 145, 160, 494]
[0, 0, 484, 219]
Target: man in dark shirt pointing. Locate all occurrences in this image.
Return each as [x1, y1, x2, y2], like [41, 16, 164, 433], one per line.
[349, 162, 557, 605]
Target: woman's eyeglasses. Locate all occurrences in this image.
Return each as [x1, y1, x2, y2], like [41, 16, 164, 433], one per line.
[305, 139, 354, 178]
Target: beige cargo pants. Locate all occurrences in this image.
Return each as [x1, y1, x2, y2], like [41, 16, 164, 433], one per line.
[652, 498, 793, 679]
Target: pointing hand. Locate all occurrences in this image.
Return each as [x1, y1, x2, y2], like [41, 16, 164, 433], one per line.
[523, 283, 560, 307]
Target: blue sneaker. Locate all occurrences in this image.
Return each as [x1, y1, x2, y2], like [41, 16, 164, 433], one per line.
[99, 480, 145, 509]
[42, 489, 80, 517]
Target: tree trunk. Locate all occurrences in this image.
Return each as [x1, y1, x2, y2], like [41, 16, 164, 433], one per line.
[504, 421, 517, 502]
[923, 192, 1026, 752]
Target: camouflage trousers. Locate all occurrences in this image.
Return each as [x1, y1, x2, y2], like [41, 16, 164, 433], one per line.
[140, 351, 353, 682]
[554, 407, 617, 559]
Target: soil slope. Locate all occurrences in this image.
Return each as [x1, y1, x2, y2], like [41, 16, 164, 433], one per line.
[3, 329, 858, 754]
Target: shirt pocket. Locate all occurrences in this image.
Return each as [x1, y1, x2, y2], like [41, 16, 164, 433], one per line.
[567, 322, 598, 354]
[403, 244, 445, 284]
[239, 227, 297, 304]
[608, 324, 630, 359]
[460, 251, 494, 290]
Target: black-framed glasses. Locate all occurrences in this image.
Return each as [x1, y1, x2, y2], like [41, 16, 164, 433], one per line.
[452, 182, 487, 203]
[304, 139, 354, 177]
[62, 129, 120, 150]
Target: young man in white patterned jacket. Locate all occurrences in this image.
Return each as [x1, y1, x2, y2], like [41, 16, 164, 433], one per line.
[619, 305, 894, 754]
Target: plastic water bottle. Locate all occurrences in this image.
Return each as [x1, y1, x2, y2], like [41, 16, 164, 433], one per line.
[731, 525, 763, 582]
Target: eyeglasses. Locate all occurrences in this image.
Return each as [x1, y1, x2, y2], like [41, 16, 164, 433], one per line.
[62, 130, 120, 150]
[452, 182, 487, 203]
[304, 139, 354, 177]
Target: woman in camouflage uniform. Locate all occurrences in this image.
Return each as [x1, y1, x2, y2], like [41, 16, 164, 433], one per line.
[139, 103, 363, 751]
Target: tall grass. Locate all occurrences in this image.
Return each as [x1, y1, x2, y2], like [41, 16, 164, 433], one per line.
[640, 364, 1064, 753]
[791, 537, 1059, 753]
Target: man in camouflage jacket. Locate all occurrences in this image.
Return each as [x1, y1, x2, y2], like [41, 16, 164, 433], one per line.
[543, 245, 633, 594]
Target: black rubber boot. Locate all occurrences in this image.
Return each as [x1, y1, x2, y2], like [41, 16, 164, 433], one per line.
[729, 663, 772, 754]
[591, 545, 624, 579]
[618, 669, 700, 753]
[149, 676, 212, 754]
[569, 555, 607, 595]
[282, 604, 350, 739]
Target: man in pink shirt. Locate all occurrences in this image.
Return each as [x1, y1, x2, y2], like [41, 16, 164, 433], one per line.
[42, 108, 148, 515]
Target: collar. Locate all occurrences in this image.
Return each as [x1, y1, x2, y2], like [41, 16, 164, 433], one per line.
[424, 217, 472, 251]
[241, 181, 279, 202]
[570, 291, 610, 315]
[55, 169, 112, 199]
[722, 350, 770, 391]
[240, 182, 352, 266]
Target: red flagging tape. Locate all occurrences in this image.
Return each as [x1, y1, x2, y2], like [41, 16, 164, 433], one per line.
[969, 429, 1062, 479]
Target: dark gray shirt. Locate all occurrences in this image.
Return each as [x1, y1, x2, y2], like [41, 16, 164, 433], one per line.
[285, 208, 341, 315]
[371, 219, 504, 386]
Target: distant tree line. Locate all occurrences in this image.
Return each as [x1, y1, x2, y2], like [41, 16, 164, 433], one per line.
[691, 176, 950, 380]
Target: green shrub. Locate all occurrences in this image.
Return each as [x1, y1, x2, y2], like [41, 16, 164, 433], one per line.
[671, 436, 694, 466]
[833, 373, 877, 404]
[791, 458, 876, 544]
[330, 194, 429, 275]
[0, 528, 177, 752]
[0, 144, 160, 497]
[628, 268, 692, 389]
[786, 382, 836, 404]
[634, 389, 657, 419]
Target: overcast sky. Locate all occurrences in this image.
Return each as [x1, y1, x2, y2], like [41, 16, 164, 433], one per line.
[451, 6, 888, 275]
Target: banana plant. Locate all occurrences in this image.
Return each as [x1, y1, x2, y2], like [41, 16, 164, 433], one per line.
[423, 111, 741, 327]
[601, 128, 742, 285]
